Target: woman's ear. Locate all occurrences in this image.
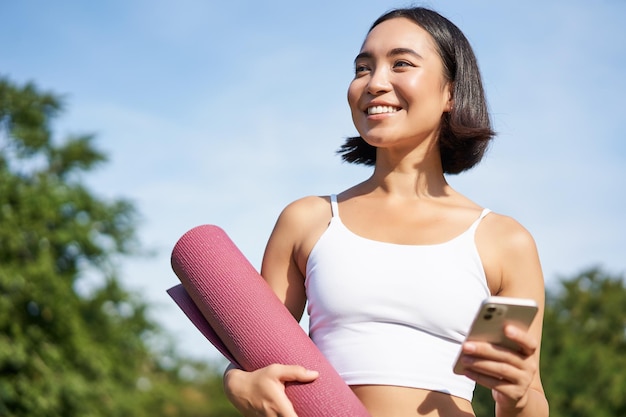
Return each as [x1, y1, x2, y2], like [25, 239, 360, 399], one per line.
[444, 82, 454, 112]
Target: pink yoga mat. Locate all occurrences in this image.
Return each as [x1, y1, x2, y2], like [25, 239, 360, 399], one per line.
[168, 224, 371, 417]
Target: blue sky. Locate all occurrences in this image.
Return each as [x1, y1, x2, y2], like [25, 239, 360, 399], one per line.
[2, 0, 625, 361]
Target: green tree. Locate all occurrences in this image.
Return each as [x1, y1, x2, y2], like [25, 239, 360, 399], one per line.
[541, 267, 626, 417]
[0, 77, 239, 416]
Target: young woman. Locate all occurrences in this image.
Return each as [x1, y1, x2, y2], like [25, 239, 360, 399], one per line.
[223, 7, 549, 417]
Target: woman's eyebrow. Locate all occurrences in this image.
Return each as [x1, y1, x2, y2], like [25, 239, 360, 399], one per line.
[354, 48, 424, 64]
[354, 51, 373, 63]
[388, 47, 424, 60]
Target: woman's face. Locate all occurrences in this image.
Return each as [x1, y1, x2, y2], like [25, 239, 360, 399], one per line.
[348, 17, 453, 152]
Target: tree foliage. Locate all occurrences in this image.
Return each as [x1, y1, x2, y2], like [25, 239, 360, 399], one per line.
[0, 76, 239, 416]
[541, 267, 626, 417]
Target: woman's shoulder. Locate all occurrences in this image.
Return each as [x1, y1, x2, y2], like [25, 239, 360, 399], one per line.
[477, 210, 543, 295]
[272, 195, 334, 273]
[278, 195, 331, 224]
[273, 195, 333, 242]
[480, 211, 537, 252]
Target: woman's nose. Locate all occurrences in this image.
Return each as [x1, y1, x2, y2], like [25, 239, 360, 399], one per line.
[367, 68, 392, 95]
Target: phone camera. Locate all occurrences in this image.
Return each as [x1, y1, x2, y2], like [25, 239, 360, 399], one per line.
[483, 305, 497, 320]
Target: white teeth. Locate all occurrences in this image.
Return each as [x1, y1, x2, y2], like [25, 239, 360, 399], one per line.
[367, 105, 399, 115]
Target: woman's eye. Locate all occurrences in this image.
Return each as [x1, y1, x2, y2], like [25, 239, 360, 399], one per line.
[394, 60, 414, 68]
[355, 64, 370, 74]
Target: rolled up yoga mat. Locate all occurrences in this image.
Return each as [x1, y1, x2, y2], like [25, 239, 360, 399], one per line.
[167, 224, 371, 417]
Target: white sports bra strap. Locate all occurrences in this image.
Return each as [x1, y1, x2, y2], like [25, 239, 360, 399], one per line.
[329, 194, 339, 218]
[468, 208, 491, 233]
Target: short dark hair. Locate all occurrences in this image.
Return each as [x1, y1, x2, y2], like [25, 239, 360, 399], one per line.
[337, 7, 495, 174]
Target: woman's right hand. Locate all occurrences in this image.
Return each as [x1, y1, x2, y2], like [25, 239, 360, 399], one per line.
[223, 364, 319, 417]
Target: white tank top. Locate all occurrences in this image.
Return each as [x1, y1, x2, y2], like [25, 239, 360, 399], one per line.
[305, 195, 491, 401]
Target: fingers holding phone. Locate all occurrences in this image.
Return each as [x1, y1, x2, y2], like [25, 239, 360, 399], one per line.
[501, 323, 539, 357]
[452, 296, 542, 406]
[453, 296, 538, 376]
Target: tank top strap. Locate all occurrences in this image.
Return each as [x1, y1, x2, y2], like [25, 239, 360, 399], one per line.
[329, 194, 339, 218]
[468, 208, 491, 233]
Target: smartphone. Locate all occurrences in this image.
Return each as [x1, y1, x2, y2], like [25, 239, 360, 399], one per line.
[453, 296, 538, 375]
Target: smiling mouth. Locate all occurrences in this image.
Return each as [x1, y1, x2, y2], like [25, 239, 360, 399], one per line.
[367, 105, 401, 115]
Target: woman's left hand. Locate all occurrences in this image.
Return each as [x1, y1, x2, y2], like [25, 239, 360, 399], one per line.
[459, 323, 539, 409]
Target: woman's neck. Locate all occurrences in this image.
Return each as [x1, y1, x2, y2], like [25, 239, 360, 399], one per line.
[369, 148, 449, 199]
